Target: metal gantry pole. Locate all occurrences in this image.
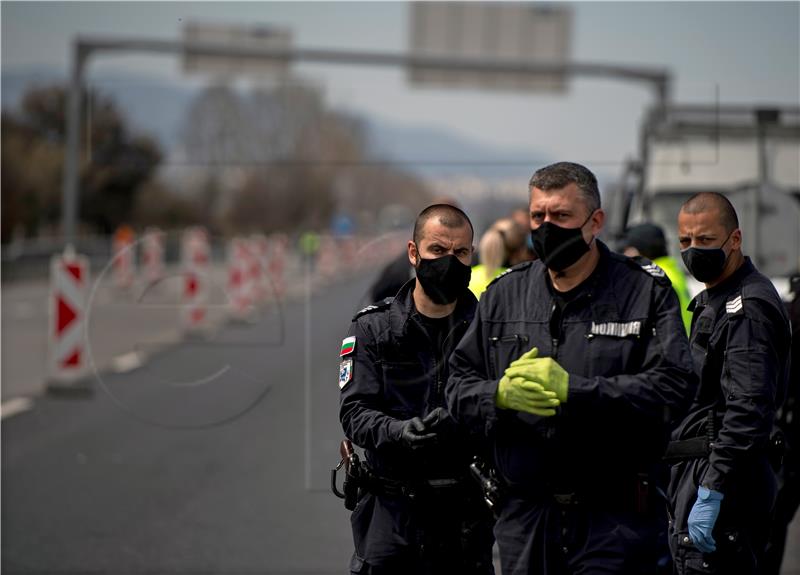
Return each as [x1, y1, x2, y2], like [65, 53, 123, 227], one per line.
[61, 41, 88, 247]
[59, 36, 672, 246]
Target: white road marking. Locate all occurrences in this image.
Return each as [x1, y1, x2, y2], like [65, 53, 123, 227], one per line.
[111, 351, 143, 373]
[1, 397, 34, 420]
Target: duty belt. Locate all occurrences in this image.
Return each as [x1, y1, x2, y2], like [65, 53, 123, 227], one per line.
[366, 474, 467, 500]
[664, 409, 718, 463]
[665, 432, 786, 469]
[663, 437, 711, 463]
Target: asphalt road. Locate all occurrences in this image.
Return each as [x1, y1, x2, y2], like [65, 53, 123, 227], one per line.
[3, 268, 798, 574]
[3, 270, 375, 575]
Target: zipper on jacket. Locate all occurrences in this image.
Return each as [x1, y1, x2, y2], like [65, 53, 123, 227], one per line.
[549, 301, 560, 360]
[435, 320, 468, 404]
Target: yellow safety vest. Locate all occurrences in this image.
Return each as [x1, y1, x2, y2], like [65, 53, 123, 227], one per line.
[654, 256, 693, 335]
[469, 264, 505, 299]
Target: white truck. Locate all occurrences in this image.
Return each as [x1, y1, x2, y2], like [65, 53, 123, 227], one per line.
[609, 105, 800, 299]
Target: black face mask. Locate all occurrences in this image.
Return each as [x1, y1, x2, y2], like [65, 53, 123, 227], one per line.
[681, 231, 734, 283]
[415, 253, 472, 305]
[530, 212, 594, 272]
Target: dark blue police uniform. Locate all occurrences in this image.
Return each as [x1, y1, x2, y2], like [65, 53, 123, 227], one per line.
[446, 240, 696, 575]
[667, 258, 792, 574]
[339, 279, 494, 575]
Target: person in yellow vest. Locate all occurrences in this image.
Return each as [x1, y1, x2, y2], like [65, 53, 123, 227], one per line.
[469, 218, 530, 298]
[622, 223, 693, 334]
[469, 226, 505, 298]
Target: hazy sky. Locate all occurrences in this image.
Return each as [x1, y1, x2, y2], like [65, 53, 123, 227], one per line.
[3, 1, 799, 170]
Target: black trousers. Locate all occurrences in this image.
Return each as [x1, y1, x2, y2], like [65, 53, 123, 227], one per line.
[349, 489, 495, 575]
[668, 458, 778, 575]
[494, 495, 665, 575]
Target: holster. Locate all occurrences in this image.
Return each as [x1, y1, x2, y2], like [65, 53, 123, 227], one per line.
[469, 457, 505, 516]
[331, 439, 364, 511]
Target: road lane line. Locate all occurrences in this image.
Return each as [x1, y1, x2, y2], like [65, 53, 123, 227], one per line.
[304, 256, 313, 491]
[1, 397, 33, 420]
[111, 351, 143, 373]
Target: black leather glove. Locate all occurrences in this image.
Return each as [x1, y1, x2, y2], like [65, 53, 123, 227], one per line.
[398, 417, 438, 449]
[421, 407, 452, 433]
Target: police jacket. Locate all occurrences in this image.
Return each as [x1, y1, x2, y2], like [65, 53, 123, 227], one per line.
[446, 240, 696, 498]
[671, 257, 791, 495]
[339, 279, 478, 480]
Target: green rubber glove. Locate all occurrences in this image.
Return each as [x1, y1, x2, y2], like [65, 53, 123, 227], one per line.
[503, 356, 569, 403]
[496, 376, 560, 416]
[509, 346, 540, 366]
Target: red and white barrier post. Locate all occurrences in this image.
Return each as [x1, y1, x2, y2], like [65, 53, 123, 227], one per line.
[181, 227, 210, 333]
[227, 237, 256, 320]
[112, 225, 136, 290]
[141, 227, 165, 286]
[317, 235, 338, 281]
[268, 234, 287, 299]
[47, 246, 90, 390]
[249, 234, 270, 304]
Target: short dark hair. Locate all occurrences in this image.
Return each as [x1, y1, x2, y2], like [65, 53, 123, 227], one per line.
[413, 204, 474, 245]
[529, 162, 601, 214]
[680, 192, 739, 233]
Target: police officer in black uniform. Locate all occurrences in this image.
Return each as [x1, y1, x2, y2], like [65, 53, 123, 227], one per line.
[667, 192, 792, 574]
[339, 204, 494, 575]
[445, 162, 696, 574]
[763, 272, 800, 575]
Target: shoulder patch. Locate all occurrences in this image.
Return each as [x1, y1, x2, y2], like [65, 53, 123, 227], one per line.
[725, 294, 744, 316]
[352, 298, 392, 321]
[338, 358, 353, 389]
[340, 336, 356, 356]
[487, 261, 533, 289]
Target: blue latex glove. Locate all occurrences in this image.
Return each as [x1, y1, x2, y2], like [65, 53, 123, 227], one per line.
[688, 486, 724, 553]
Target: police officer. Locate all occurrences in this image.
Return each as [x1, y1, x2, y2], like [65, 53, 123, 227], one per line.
[763, 272, 800, 575]
[667, 192, 792, 574]
[339, 204, 494, 575]
[446, 162, 696, 574]
[368, 196, 462, 302]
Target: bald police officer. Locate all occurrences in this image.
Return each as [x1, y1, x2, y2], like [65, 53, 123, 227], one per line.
[667, 192, 792, 574]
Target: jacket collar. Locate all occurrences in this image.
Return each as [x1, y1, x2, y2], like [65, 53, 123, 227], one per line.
[531, 239, 610, 297]
[689, 256, 755, 311]
[388, 278, 477, 339]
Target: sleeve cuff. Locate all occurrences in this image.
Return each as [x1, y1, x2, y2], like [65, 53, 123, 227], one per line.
[698, 486, 724, 501]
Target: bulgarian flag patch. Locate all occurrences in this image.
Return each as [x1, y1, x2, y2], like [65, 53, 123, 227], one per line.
[340, 336, 356, 356]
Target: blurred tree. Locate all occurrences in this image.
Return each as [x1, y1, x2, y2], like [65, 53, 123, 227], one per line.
[181, 81, 431, 236]
[131, 178, 201, 229]
[1, 113, 62, 241]
[1, 84, 163, 240]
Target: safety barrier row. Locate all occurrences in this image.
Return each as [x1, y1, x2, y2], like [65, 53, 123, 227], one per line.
[46, 228, 403, 383]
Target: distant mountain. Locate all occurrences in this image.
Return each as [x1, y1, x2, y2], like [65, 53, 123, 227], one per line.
[362, 118, 548, 180]
[2, 66, 548, 182]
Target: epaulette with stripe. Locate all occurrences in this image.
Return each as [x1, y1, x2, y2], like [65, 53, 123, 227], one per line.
[626, 255, 670, 286]
[352, 297, 393, 321]
[487, 261, 533, 289]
